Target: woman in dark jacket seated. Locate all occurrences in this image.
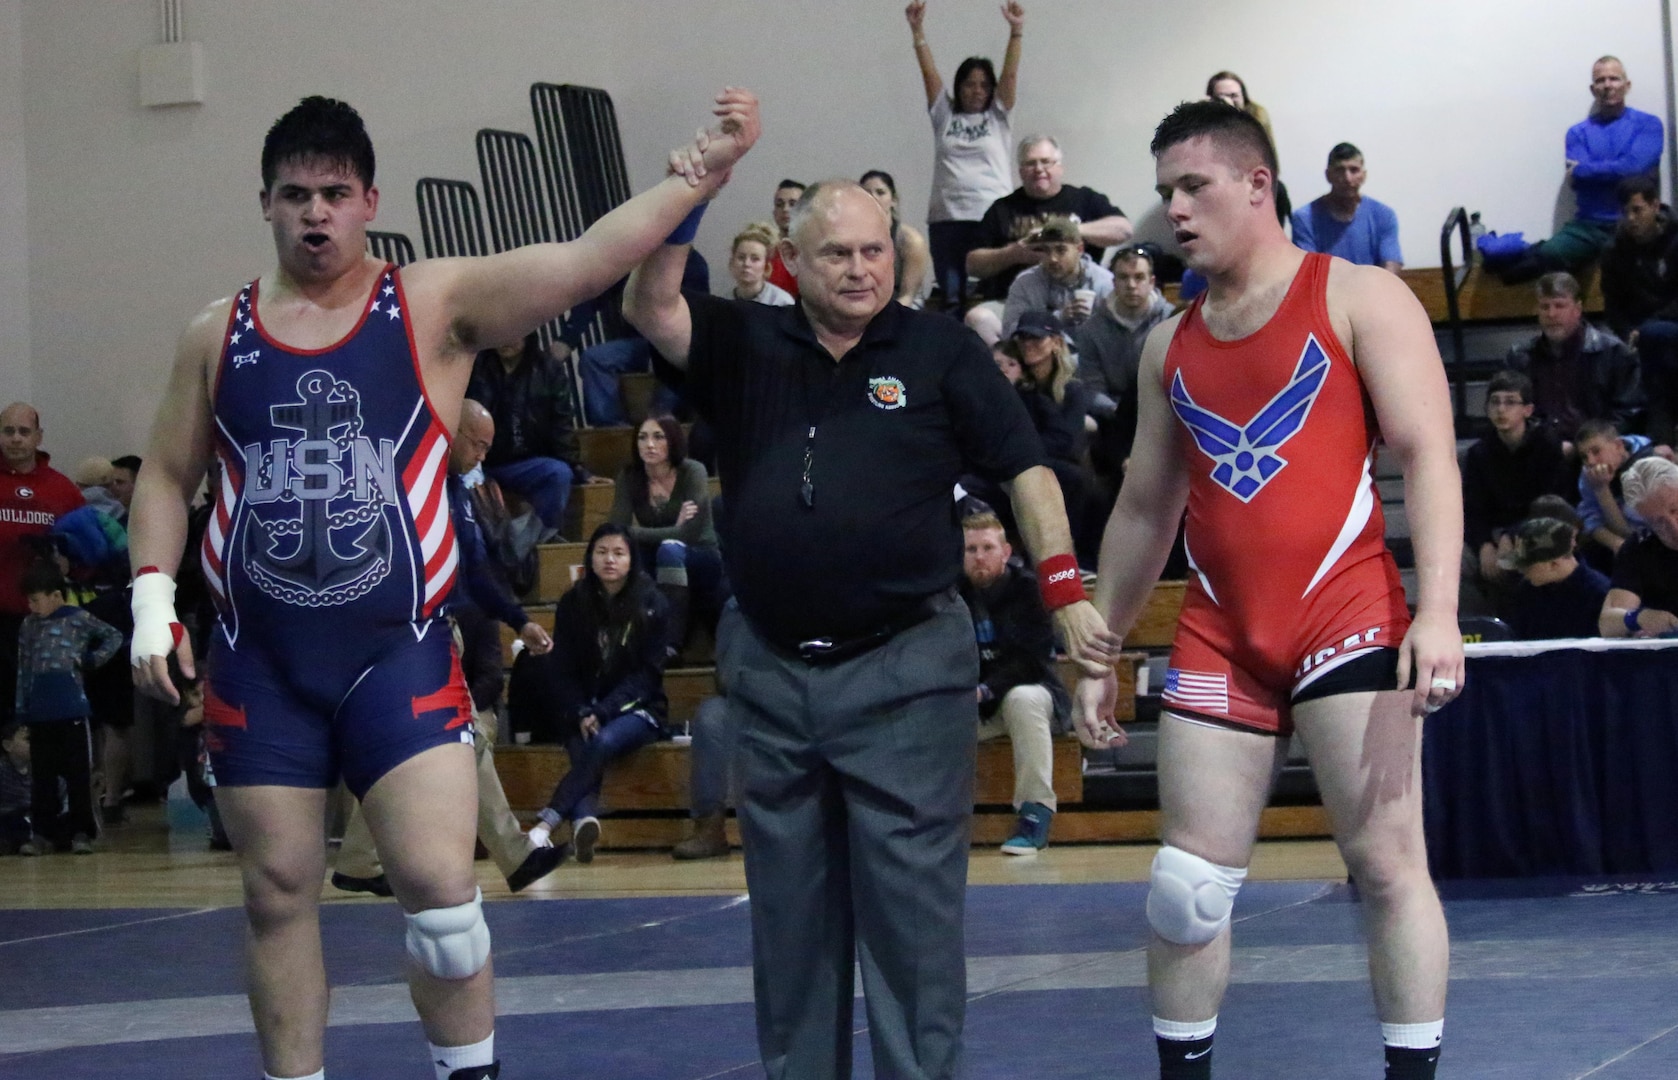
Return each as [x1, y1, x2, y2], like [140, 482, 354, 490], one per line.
[527, 523, 670, 863]
[610, 414, 727, 660]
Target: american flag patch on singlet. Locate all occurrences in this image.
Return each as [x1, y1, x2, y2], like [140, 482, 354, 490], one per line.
[1163, 669, 1230, 714]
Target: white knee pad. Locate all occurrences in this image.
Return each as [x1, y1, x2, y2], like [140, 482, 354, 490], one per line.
[404, 888, 491, 980]
[1146, 846, 1247, 946]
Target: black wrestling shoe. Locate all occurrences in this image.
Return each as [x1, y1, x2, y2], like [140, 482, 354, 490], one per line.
[330, 871, 393, 897]
[506, 841, 571, 893]
[447, 1062, 499, 1079]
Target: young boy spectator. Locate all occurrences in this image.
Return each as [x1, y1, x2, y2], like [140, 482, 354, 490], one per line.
[0, 724, 29, 854]
[1606, 176, 1678, 442]
[1460, 371, 1575, 611]
[727, 222, 795, 306]
[1000, 215, 1114, 337]
[1501, 516, 1610, 640]
[13, 562, 122, 855]
[1575, 418, 1669, 556]
[1601, 176, 1678, 340]
[959, 511, 1071, 854]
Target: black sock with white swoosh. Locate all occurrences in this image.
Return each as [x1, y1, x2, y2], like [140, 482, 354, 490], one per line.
[1155, 1015, 1216, 1079]
[1156, 1034, 1213, 1079]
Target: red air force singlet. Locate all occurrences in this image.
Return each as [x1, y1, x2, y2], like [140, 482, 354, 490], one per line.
[1159, 253, 1409, 734]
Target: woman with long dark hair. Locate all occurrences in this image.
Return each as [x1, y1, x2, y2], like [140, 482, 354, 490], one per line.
[609, 415, 725, 660]
[527, 522, 670, 862]
[860, 170, 933, 307]
[906, 0, 1025, 310]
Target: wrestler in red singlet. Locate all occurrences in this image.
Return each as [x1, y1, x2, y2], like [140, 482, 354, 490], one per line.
[1160, 251, 1409, 734]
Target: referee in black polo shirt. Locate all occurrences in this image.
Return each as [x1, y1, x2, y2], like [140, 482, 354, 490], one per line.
[627, 165, 1118, 1079]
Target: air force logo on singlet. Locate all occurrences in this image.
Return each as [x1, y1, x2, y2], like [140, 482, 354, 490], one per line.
[1169, 335, 1331, 502]
[240, 369, 397, 607]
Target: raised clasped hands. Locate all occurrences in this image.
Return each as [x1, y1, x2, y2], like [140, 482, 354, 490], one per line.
[667, 87, 761, 193]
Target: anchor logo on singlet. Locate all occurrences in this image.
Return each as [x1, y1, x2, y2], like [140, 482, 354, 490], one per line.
[239, 369, 398, 607]
[1169, 335, 1330, 503]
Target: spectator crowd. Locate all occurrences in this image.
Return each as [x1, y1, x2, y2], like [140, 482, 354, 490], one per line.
[6, 20, 1672, 874]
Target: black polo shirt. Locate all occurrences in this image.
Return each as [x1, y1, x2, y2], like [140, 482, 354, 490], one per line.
[1611, 532, 1678, 615]
[663, 293, 1045, 649]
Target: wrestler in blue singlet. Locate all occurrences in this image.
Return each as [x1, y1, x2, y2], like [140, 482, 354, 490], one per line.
[199, 265, 472, 797]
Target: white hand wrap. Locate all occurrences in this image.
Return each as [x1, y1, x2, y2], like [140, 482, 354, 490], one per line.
[130, 572, 184, 666]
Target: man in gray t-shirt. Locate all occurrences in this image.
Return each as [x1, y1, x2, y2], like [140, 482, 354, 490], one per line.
[1071, 245, 1175, 477]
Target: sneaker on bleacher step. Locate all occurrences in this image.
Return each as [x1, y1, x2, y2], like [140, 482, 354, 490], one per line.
[70, 833, 94, 855]
[573, 816, 601, 864]
[1000, 802, 1054, 855]
[18, 834, 51, 856]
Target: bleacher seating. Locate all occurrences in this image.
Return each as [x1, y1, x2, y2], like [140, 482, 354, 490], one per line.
[1401, 263, 1604, 325]
[491, 579, 1334, 849]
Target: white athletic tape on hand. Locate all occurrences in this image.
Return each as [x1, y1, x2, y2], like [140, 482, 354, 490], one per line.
[130, 572, 184, 665]
[1430, 678, 1457, 691]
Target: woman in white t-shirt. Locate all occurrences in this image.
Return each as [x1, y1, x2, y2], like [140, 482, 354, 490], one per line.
[906, 0, 1024, 311]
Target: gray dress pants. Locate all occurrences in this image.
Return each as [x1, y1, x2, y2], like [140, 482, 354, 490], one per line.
[720, 591, 979, 1080]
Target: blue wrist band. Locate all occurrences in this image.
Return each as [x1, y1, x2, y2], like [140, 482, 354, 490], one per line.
[1625, 607, 1643, 632]
[666, 202, 706, 245]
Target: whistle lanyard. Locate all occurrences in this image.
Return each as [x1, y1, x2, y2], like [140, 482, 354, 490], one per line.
[799, 355, 850, 511]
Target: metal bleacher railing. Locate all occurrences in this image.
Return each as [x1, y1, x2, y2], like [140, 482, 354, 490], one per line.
[415, 178, 491, 260]
[530, 83, 634, 349]
[364, 230, 416, 267]
[400, 86, 636, 426]
[1439, 206, 1474, 433]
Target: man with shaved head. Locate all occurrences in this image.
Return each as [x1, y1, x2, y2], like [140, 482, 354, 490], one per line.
[1503, 56, 1663, 281]
[626, 175, 1117, 1078]
[1, 402, 85, 731]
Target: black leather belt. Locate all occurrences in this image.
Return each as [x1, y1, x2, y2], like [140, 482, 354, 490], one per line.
[784, 588, 953, 666]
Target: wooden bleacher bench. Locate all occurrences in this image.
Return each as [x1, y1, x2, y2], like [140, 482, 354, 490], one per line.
[562, 482, 616, 546]
[1401, 263, 1604, 325]
[494, 652, 1149, 847]
[619, 372, 658, 426]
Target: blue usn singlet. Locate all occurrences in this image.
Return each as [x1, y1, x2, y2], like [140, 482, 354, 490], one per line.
[199, 266, 472, 796]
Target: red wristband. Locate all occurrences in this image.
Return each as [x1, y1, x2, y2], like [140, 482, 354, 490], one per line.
[1037, 553, 1084, 611]
[134, 566, 162, 579]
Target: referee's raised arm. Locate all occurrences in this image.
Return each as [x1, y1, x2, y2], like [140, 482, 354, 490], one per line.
[625, 89, 759, 368]
[625, 240, 696, 371]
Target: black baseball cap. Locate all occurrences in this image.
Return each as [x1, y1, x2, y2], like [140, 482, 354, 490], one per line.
[1012, 310, 1065, 340]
